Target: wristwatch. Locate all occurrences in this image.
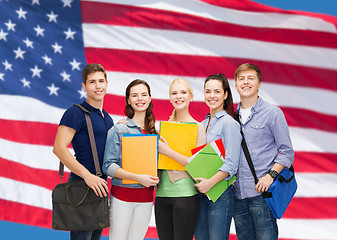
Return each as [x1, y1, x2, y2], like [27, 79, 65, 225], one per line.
[268, 169, 279, 179]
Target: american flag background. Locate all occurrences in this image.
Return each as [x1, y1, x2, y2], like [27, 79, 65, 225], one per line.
[0, 0, 337, 239]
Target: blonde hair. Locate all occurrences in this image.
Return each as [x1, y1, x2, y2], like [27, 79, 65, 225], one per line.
[168, 78, 194, 121]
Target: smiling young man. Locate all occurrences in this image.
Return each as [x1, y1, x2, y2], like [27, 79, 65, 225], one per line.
[233, 63, 294, 240]
[53, 63, 114, 240]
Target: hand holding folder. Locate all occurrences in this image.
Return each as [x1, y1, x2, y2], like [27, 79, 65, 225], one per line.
[121, 134, 158, 184]
[158, 121, 198, 171]
[185, 139, 236, 202]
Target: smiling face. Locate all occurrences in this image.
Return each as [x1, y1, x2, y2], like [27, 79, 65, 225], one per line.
[204, 79, 228, 115]
[235, 69, 261, 100]
[169, 81, 193, 111]
[82, 71, 107, 103]
[128, 83, 152, 113]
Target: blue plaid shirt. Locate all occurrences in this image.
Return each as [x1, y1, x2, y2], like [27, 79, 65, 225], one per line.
[234, 97, 294, 199]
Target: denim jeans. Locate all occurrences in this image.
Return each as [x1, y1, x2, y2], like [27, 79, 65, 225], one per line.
[194, 185, 234, 240]
[234, 195, 278, 240]
[70, 230, 102, 240]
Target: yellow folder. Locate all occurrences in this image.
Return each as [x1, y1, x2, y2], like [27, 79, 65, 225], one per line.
[158, 121, 198, 171]
[122, 134, 158, 184]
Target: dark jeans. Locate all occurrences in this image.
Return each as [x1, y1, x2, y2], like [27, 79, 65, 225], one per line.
[70, 230, 103, 240]
[194, 185, 234, 240]
[155, 195, 199, 240]
[68, 176, 103, 240]
[234, 195, 278, 240]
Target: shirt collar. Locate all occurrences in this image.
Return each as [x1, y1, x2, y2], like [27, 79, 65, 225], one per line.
[81, 101, 109, 116]
[237, 96, 263, 114]
[251, 97, 263, 113]
[205, 110, 227, 120]
[81, 101, 95, 112]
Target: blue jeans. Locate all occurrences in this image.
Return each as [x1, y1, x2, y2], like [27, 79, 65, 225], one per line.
[234, 195, 278, 240]
[194, 185, 234, 240]
[70, 230, 102, 240]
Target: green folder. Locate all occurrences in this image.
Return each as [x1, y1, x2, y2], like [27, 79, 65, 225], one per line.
[185, 143, 236, 202]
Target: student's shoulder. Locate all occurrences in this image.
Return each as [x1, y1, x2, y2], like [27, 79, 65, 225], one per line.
[220, 112, 239, 125]
[223, 115, 240, 130]
[61, 104, 85, 121]
[111, 122, 131, 134]
[59, 105, 86, 131]
[259, 98, 279, 110]
[260, 100, 284, 116]
[64, 104, 85, 115]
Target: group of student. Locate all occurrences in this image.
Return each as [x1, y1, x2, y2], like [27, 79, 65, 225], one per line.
[53, 62, 294, 240]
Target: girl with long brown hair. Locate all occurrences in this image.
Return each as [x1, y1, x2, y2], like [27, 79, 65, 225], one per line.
[103, 79, 159, 240]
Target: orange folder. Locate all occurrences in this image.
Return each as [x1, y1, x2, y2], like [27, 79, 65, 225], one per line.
[122, 134, 158, 184]
[158, 121, 198, 171]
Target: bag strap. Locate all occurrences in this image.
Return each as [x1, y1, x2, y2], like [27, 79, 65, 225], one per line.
[278, 165, 295, 183]
[77, 104, 102, 177]
[240, 128, 259, 184]
[240, 128, 271, 198]
[58, 104, 102, 180]
[240, 128, 295, 199]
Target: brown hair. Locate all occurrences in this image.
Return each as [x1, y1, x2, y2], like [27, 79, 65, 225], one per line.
[204, 73, 238, 122]
[124, 79, 157, 134]
[234, 63, 261, 82]
[81, 63, 107, 84]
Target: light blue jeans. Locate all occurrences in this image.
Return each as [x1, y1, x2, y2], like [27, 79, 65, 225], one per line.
[194, 185, 234, 240]
[234, 195, 278, 240]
